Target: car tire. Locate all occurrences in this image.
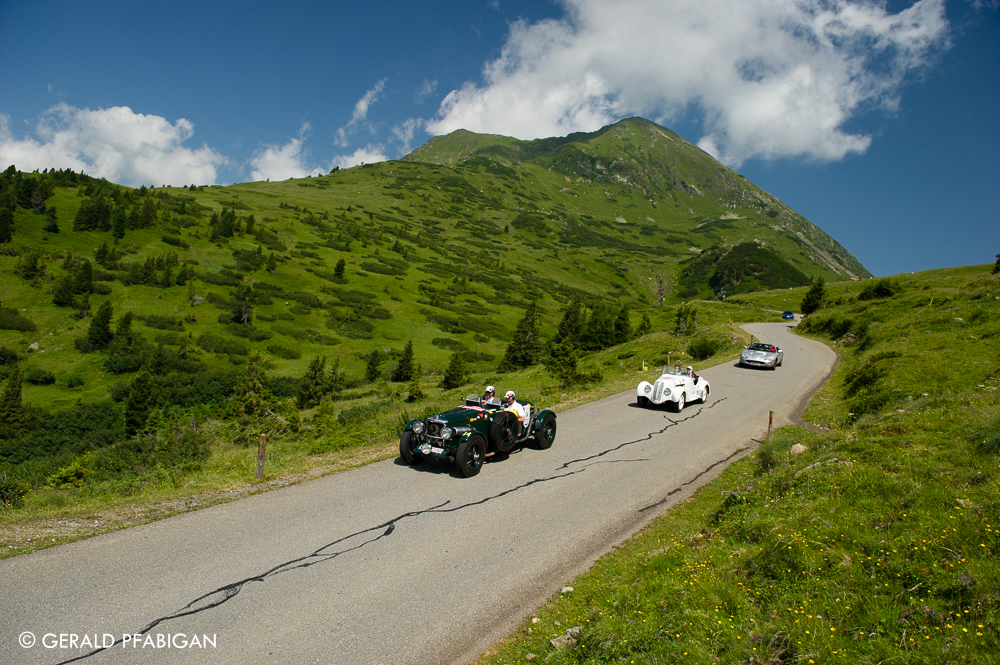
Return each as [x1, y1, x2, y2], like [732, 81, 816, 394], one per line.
[456, 435, 486, 477]
[534, 414, 556, 450]
[670, 392, 686, 412]
[637, 396, 649, 406]
[490, 410, 517, 453]
[695, 385, 709, 404]
[399, 430, 423, 465]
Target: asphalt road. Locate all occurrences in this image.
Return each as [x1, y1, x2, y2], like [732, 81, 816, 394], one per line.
[0, 322, 836, 665]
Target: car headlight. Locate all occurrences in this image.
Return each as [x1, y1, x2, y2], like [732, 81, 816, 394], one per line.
[440, 428, 452, 441]
[643, 385, 651, 394]
[663, 387, 671, 396]
[418, 443, 432, 455]
[412, 421, 425, 435]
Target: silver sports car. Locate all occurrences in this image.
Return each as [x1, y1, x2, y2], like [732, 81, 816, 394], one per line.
[739, 342, 783, 370]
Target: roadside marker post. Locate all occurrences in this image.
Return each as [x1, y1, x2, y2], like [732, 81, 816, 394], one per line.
[256, 434, 267, 480]
[767, 411, 774, 439]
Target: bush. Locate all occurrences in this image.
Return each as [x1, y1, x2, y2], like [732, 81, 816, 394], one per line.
[66, 376, 85, 388]
[267, 344, 301, 360]
[0, 306, 37, 332]
[0, 346, 18, 366]
[688, 336, 722, 360]
[144, 315, 184, 331]
[25, 369, 56, 385]
[857, 279, 902, 301]
[337, 400, 393, 425]
[197, 334, 250, 356]
[0, 474, 30, 508]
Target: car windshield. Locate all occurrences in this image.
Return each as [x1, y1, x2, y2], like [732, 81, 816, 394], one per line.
[748, 343, 775, 352]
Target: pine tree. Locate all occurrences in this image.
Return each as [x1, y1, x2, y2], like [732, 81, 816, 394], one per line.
[52, 276, 76, 307]
[440, 351, 469, 390]
[326, 358, 347, 395]
[498, 302, 541, 371]
[111, 206, 126, 239]
[297, 355, 327, 409]
[993, 253, 1000, 275]
[800, 278, 826, 316]
[0, 207, 14, 243]
[334, 258, 346, 279]
[230, 284, 254, 324]
[365, 349, 383, 382]
[159, 265, 173, 288]
[73, 260, 93, 294]
[266, 253, 277, 273]
[87, 300, 114, 349]
[636, 312, 652, 337]
[245, 214, 256, 235]
[550, 300, 583, 348]
[391, 340, 415, 382]
[613, 304, 632, 345]
[124, 371, 153, 437]
[228, 354, 271, 445]
[43, 206, 59, 234]
[0, 367, 26, 433]
[406, 365, 424, 402]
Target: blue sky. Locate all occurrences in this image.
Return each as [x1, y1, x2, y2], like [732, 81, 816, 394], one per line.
[0, 0, 996, 277]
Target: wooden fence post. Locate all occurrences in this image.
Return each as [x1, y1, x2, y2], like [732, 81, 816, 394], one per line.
[767, 411, 774, 439]
[256, 433, 267, 480]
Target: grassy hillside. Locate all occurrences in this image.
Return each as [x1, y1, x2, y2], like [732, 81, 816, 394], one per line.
[476, 264, 1000, 664]
[0, 118, 873, 544]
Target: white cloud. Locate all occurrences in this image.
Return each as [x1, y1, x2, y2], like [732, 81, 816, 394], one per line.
[332, 144, 389, 170]
[391, 118, 425, 155]
[414, 79, 438, 105]
[334, 79, 387, 147]
[0, 103, 227, 186]
[249, 124, 324, 181]
[427, 0, 950, 165]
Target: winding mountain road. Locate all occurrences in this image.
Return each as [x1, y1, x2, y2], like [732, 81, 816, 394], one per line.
[0, 322, 835, 665]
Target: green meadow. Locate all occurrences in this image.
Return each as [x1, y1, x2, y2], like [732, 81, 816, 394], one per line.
[476, 264, 1000, 664]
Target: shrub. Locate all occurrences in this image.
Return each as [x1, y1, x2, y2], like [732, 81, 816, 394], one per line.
[197, 334, 250, 356]
[688, 336, 722, 360]
[24, 369, 56, 385]
[144, 315, 184, 331]
[0, 346, 18, 366]
[857, 279, 902, 301]
[267, 344, 301, 360]
[0, 306, 37, 332]
[337, 400, 392, 425]
[66, 376, 85, 388]
[0, 474, 30, 508]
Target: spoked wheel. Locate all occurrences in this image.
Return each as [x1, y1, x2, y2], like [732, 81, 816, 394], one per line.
[534, 414, 556, 450]
[399, 430, 423, 465]
[670, 392, 686, 412]
[456, 435, 486, 477]
[490, 411, 517, 453]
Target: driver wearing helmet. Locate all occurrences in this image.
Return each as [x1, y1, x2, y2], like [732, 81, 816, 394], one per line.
[687, 365, 700, 383]
[503, 390, 526, 432]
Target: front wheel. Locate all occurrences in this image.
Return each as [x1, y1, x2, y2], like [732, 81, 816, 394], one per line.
[670, 392, 686, 412]
[637, 396, 649, 406]
[399, 430, 423, 465]
[456, 435, 486, 477]
[534, 414, 556, 450]
[490, 411, 517, 453]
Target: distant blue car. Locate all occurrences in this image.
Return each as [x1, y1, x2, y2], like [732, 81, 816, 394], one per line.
[782, 310, 795, 320]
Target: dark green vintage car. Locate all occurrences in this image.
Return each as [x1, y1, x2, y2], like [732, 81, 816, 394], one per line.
[399, 394, 557, 477]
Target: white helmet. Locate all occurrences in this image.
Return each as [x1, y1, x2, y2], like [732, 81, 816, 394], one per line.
[505, 390, 515, 399]
[485, 385, 495, 393]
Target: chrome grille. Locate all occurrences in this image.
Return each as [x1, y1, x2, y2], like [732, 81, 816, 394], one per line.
[653, 381, 664, 402]
[427, 420, 444, 439]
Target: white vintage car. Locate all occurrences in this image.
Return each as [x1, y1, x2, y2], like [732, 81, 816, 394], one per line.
[636, 367, 711, 412]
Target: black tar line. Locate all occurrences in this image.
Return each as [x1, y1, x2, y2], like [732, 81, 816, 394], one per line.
[58, 396, 742, 664]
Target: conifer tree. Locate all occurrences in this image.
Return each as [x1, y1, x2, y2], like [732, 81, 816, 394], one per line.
[73, 260, 93, 294]
[334, 258, 346, 279]
[613, 304, 632, 345]
[406, 365, 424, 402]
[111, 206, 127, 239]
[266, 253, 277, 273]
[124, 371, 153, 437]
[297, 355, 327, 409]
[549, 299, 582, 348]
[365, 349, 382, 383]
[800, 278, 826, 316]
[230, 284, 254, 325]
[993, 253, 1000, 275]
[245, 214, 256, 235]
[228, 354, 271, 445]
[43, 206, 59, 234]
[391, 340, 415, 382]
[0, 367, 26, 434]
[440, 351, 469, 390]
[52, 276, 76, 307]
[0, 207, 13, 243]
[326, 358, 347, 395]
[87, 300, 114, 349]
[498, 302, 541, 371]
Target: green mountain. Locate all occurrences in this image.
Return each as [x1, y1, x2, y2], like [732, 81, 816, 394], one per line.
[0, 117, 866, 428]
